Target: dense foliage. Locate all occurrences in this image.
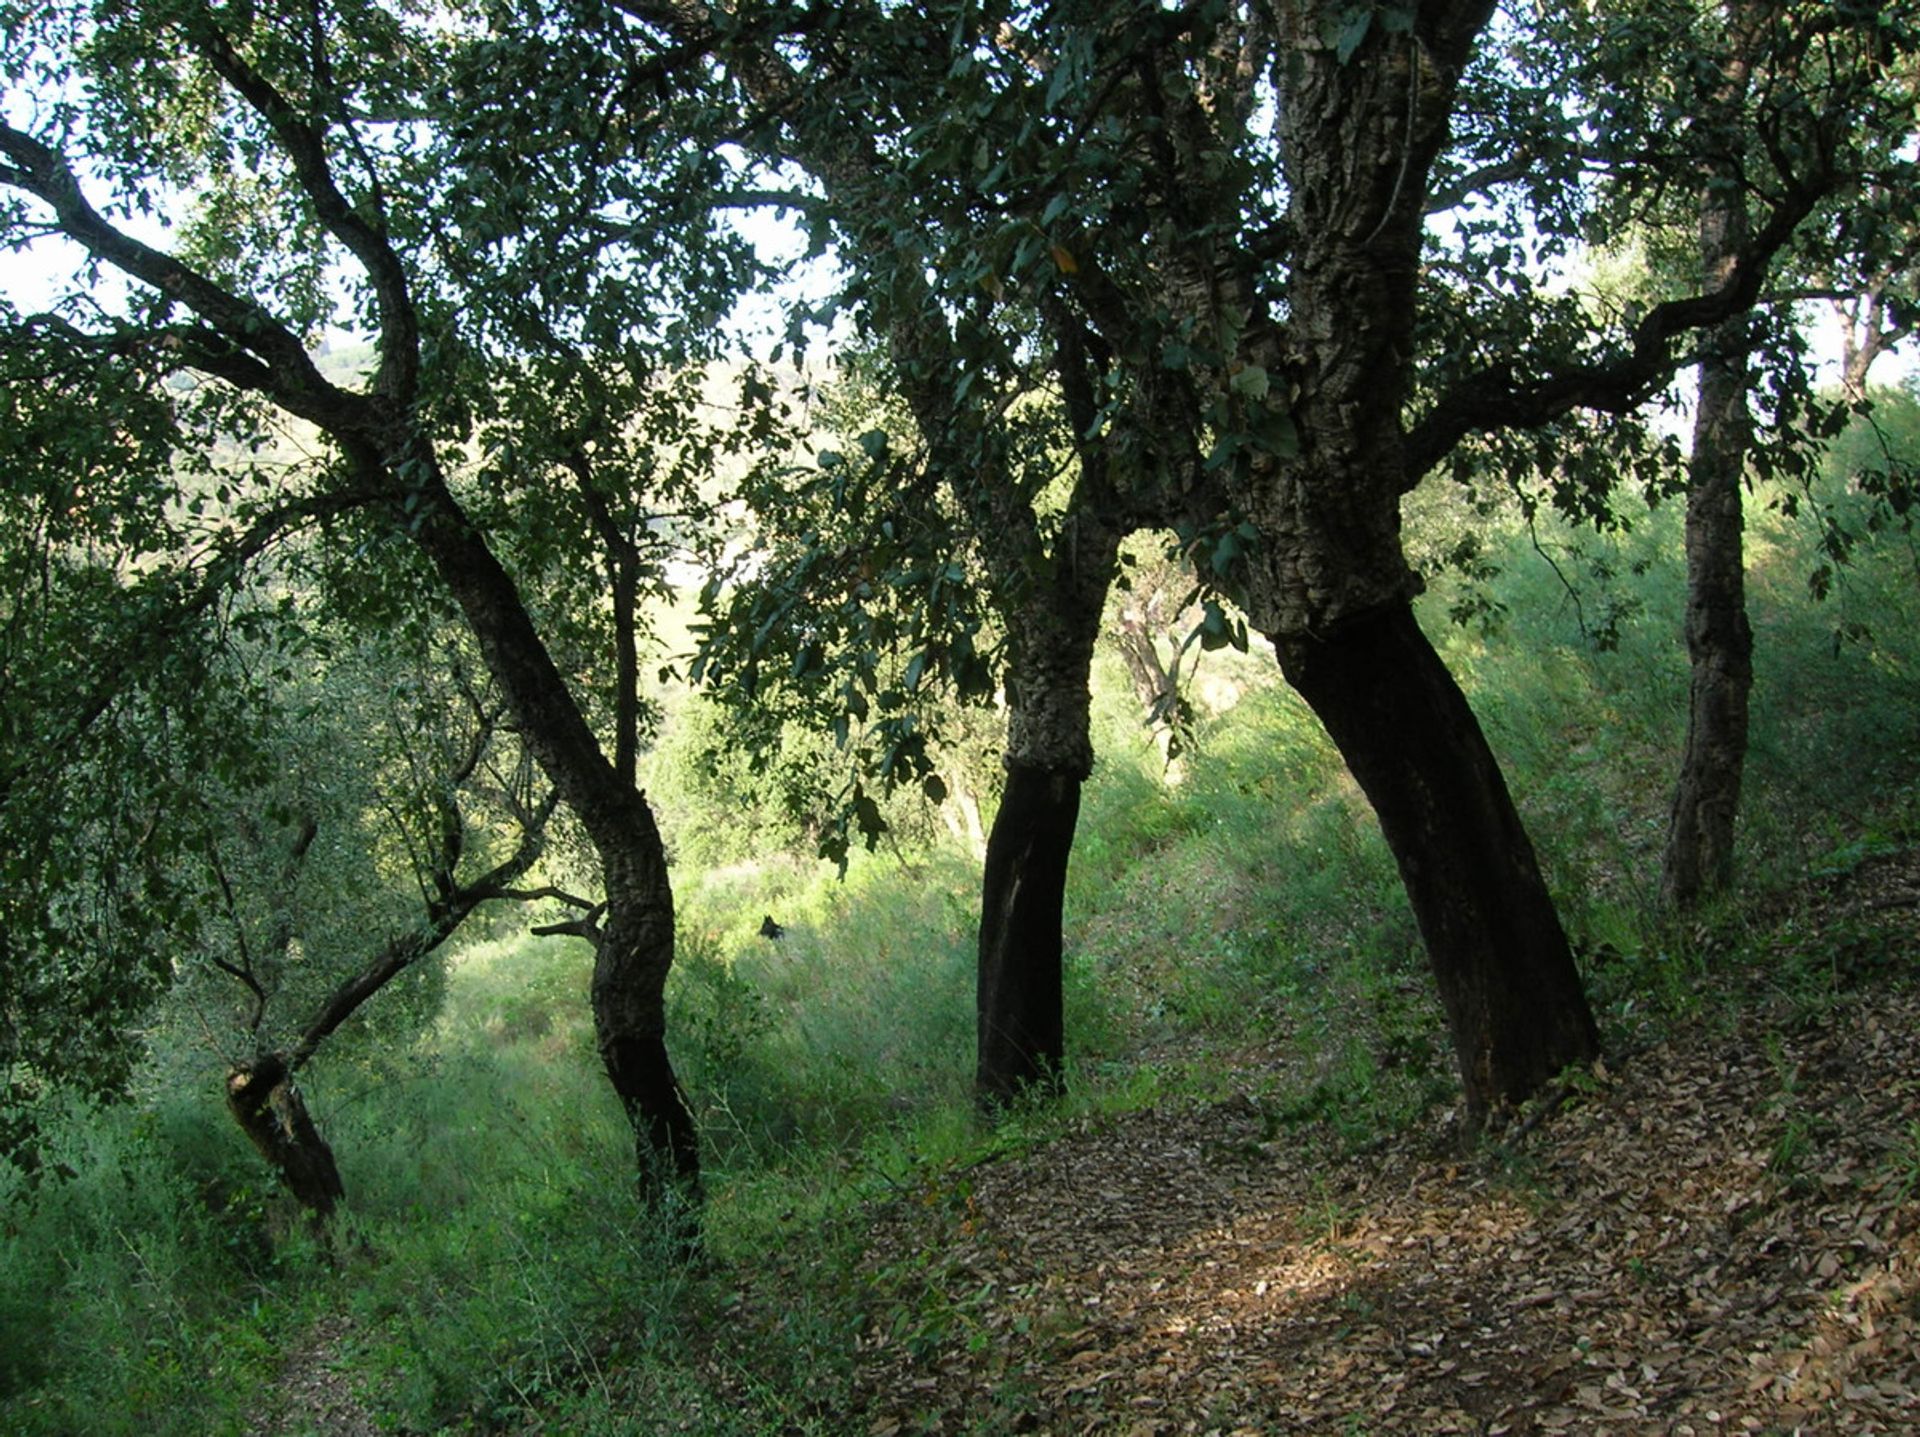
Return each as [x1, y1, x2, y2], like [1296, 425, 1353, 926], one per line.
[2, 0, 1919, 1426]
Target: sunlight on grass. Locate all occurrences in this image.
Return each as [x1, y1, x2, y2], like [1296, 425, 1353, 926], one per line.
[6, 467, 1919, 1432]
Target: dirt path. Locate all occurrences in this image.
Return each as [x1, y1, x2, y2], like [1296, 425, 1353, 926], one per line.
[248, 1314, 379, 1437]
[842, 867, 1920, 1432]
[258, 855, 1920, 1434]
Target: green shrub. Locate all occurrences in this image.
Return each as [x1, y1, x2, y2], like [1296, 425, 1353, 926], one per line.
[8, 419, 1919, 1432]
[0, 1086, 302, 1434]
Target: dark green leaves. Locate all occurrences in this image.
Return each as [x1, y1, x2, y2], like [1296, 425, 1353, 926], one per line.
[1324, 2, 1416, 64]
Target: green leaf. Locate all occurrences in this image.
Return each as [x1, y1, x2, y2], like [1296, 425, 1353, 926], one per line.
[852, 790, 886, 842]
[1211, 530, 1241, 575]
[1252, 409, 1300, 459]
[1335, 8, 1374, 63]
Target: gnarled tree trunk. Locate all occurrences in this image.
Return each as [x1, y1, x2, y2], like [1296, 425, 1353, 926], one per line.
[976, 521, 1118, 1108]
[1231, 1, 1599, 1117]
[596, 803, 700, 1191]
[225, 1056, 344, 1220]
[405, 456, 698, 1197]
[1278, 605, 1601, 1113]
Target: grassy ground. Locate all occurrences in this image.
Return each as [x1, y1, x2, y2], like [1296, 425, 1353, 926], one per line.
[2, 483, 1916, 1433]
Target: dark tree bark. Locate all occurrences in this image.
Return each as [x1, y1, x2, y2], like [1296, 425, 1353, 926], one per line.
[975, 514, 1119, 1107]
[1661, 318, 1754, 910]
[1220, 3, 1601, 1116]
[225, 1056, 344, 1220]
[593, 795, 700, 1189]
[0, 88, 704, 1197]
[606, 0, 1143, 1116]
[619, 0, 1608, 1118]
[1662, 10, 1758, 912]
[1279, 605, 1601, 1114]
[976, 761, 1082, 1105]
[404, 460, 699, 1192]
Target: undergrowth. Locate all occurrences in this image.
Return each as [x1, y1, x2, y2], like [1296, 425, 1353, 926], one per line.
[4, 473, 1918, 1432]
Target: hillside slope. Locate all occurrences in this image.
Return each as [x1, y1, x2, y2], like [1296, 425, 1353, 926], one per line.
[774, 858, 1920, 1433]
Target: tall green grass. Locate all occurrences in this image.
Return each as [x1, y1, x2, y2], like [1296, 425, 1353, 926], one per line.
[0, 937, 702, 1434]
[0, 1085, 307, 1435]
[671, 842, 979, 1167]
[5, 456, 1917, 1432]
[1425, 481, 1920, 921]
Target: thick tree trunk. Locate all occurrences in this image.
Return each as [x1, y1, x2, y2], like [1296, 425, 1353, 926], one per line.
[974, 521, 1116, 1110]
[1662, 59, 1755, 912]
[976, 761, 1082, 1106]
[1219, 6, 1597, 1119]
[225, 1056, 344, 1220]
[1277, 603, 1601, 1118]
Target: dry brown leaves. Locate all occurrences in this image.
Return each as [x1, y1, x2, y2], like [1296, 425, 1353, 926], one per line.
[254, 856, 1920, 1435]
[848, 965, 1920, 1430]
[248, 1314, 380, 1437]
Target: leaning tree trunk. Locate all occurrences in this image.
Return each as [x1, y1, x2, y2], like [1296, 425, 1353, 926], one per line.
[226, 1055, 345, 1220]
[1229, 3, 1598, 1119]
[1278, 604, 1601, 1116]
[1662, 58, 1756, 912]
[596, 802, 700, 1193]
[975, 524, 1118, 1109]
[405, 457, 698, 1194]
[222, 801, 550, 1222]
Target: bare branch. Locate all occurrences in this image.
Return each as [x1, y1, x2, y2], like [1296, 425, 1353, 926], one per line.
[1406, 182, 1826, 481]
[285, 779, 554, 1074]
[201, 833, 268, 1037]
[501, 883, 598, 911]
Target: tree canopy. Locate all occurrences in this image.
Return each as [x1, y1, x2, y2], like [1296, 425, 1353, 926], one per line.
[4, 0, 1917, 1178]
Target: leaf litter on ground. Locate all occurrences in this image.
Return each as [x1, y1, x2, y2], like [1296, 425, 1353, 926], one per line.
[263, 851, 1920, 1435]
[832, 861, 1920, 1433]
